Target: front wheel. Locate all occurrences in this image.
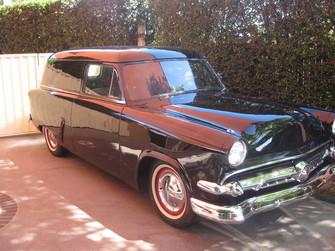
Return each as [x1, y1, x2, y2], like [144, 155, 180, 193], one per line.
[43, 127, 68, 157]
[150, 161, 197, 228]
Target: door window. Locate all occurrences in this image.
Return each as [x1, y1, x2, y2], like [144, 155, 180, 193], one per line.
[85, 65, 121, 98]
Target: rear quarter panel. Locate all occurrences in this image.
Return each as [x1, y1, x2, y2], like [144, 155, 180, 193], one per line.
[29, 88, 77, 151]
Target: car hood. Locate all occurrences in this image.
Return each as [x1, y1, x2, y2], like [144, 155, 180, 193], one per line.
[161, 90, 328, 156]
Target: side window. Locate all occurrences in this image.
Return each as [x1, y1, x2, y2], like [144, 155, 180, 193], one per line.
[41, 60, 85, 92]
[85, 64, 121, 98]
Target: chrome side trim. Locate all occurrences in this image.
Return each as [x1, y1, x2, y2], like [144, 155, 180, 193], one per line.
[191, 163, 335, 224]
[221, 140, 332, 184]
[41, 85, 79, 96]
[41, 85, 126, 105]
[79, 93, 126, 105]
[166, 108, 241, 137]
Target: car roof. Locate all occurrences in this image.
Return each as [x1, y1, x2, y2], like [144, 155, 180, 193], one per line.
[49, 47, 206, 63]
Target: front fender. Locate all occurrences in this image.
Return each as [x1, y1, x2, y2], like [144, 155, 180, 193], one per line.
[138, 150, 192, 191]
[300, 107, 335, 138]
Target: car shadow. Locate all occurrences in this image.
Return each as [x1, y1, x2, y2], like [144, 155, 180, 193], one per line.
[200, 198, 335, 250]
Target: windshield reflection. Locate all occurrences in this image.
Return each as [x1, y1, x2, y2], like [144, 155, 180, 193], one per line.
[124, 59, 223, 100]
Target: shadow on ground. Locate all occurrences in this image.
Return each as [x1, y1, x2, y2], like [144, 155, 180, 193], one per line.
[1, 134, 334, 251]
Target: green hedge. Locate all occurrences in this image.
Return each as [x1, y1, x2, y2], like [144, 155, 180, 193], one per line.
[0, 1, 71, 53]
[1, 0, 334, 110]
[151, 0, 335, 110]
[0, 0, 137, 53]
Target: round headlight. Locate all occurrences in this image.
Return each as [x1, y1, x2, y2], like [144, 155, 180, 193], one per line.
[228, 140, 247, 167]
[332, 119, 335, 135]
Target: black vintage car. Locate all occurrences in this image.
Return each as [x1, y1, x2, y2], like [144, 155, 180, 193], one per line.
[29, 47, 335, 227]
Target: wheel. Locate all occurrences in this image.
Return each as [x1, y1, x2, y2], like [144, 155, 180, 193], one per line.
[150, 161, 197, 228]
[43, 126, 68, 157]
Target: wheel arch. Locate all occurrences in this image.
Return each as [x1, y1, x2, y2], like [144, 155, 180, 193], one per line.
[137, 151, 192, 193]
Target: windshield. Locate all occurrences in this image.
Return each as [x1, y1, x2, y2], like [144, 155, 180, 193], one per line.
[124, 59, 224, 100]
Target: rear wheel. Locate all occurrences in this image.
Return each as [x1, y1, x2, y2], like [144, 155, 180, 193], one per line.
[43, 127, 68, 157]
[150, 161, 197, 228]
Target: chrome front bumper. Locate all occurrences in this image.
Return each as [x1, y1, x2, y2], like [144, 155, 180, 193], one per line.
[191, 163, 335, 224]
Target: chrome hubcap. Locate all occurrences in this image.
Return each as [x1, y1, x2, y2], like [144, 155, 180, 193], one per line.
[157, 169, 185, 214]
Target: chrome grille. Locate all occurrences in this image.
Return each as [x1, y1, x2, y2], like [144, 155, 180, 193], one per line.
[227, 144, 331, 193]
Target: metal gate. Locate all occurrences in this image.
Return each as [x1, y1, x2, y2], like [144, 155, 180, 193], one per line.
[0, 53, 52, 137]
